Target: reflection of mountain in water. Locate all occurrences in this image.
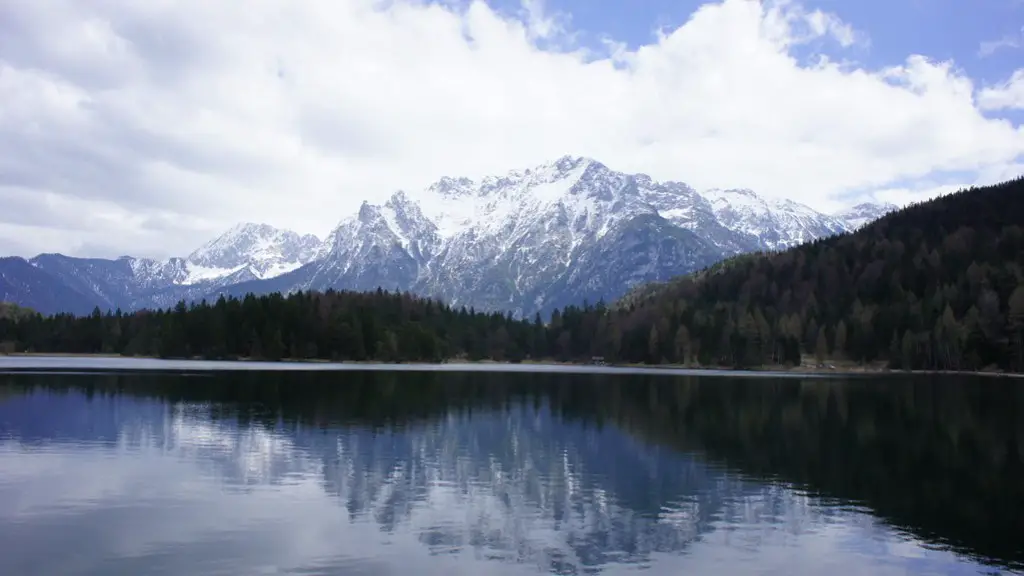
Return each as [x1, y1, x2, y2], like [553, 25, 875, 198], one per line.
[321, 404, 823, 571]
[0, 378, 815, 573]
[1, 370, 1022, 573]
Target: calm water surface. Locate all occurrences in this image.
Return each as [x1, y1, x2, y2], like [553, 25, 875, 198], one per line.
[0, 360, 1021, 575]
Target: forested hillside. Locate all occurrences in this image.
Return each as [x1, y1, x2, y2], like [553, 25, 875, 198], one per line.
[0, 303, 34, 322]
[0, 289, 555, 362]
[596, 177, 1024, 372]
[1, 178, 1022, 372]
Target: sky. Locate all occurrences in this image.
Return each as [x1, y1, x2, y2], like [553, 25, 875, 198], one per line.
[1, 0, 1023, 259]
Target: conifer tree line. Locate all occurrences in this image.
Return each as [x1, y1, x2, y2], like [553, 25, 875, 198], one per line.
[0, 290, 553, 363]
[1, 178, 1023, 372]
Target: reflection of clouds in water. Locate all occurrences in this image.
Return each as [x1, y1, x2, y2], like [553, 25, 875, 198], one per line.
[676, 521, 993, 576]
[0, 394, 995, 576]
[167, 405, 319, 487]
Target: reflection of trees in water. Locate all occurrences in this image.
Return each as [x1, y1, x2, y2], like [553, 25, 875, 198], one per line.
[571, 375, 1024, 572]
[1, 370, 1022, 571]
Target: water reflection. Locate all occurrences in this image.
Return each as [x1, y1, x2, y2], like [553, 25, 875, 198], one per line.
[0, 370, 1021, 575]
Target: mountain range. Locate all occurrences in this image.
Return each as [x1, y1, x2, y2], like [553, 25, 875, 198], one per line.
[1, 156, 894, 317]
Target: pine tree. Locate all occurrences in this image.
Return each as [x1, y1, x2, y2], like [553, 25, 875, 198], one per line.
[888, 331, 900, 369]
[834, 320, 847, 360]
[1008, 285, 1024, 370]
[647, 325, 660, 364]
[814, 327, 828, 365]
[901, 331, 914, 370]
[674, 325, 691, 365]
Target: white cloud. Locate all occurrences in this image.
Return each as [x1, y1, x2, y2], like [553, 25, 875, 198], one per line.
[978, 27, 1023, 57]
[977, 69, 1024, 111]
[0, 0, 1022, 258]
[869, 162, 1024, 209]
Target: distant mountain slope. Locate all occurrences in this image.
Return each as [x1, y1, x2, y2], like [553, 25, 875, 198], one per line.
[833, 202, 898, 230]
[592, 177, 1024, 372]
[0, 257, 102, 316]
[186, 222, 322, 282]
[27, 254, 157, 310]
[14, 223, 323, 315]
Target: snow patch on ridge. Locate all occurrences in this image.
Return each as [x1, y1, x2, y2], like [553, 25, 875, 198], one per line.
[182, 263, 246, 285]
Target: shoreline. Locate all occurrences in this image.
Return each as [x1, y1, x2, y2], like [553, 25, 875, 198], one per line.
[1, 352, 1022, 379]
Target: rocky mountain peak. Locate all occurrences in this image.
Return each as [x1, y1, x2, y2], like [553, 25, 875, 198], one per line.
[551, 155, 593, 174]
[428, 176, 476, 198]
[357, 201, 382, 223]
[182, 222, 321, 284]
[386, 190, 412, 207]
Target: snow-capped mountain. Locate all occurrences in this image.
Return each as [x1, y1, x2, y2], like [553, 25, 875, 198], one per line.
[1, 156, 894, 317]
[214, 156, 889, 316]
[19, 223, 322, 313]
[834, 202, 898, 230]
[185, 223, 322, 282]
[116, 222, 322, 289]
[702, 188, 849, 250]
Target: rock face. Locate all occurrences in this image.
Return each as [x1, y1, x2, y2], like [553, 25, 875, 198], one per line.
[0, 156, 893, 317]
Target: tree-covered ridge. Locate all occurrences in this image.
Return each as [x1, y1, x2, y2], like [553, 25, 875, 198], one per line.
[596, 177, 1024, 371]
[0, 289, 559, 362]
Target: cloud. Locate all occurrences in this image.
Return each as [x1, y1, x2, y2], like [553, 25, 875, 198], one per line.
[978, 27, 1023, 57]
[0, 0, 1022, 258]
[868, 160, 1024, 208]
[977, 69, 1024, 111]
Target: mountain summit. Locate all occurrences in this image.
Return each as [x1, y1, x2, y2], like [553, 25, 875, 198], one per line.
[186, 222, 322, 282]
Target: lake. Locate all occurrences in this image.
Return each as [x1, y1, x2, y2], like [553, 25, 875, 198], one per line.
[0, 359, 1021, 575]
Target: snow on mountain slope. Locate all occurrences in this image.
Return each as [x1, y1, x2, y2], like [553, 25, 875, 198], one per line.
[18, 224, 324, 314]
[297, 196, 439, 294]
[413, 157, 724, 312]
[185, 222, 322, 283]
[421, 156, 598, 240]
[702, 188, 849, 250]
[116, 223, 321, 293]
[125, 257, 190, 288]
